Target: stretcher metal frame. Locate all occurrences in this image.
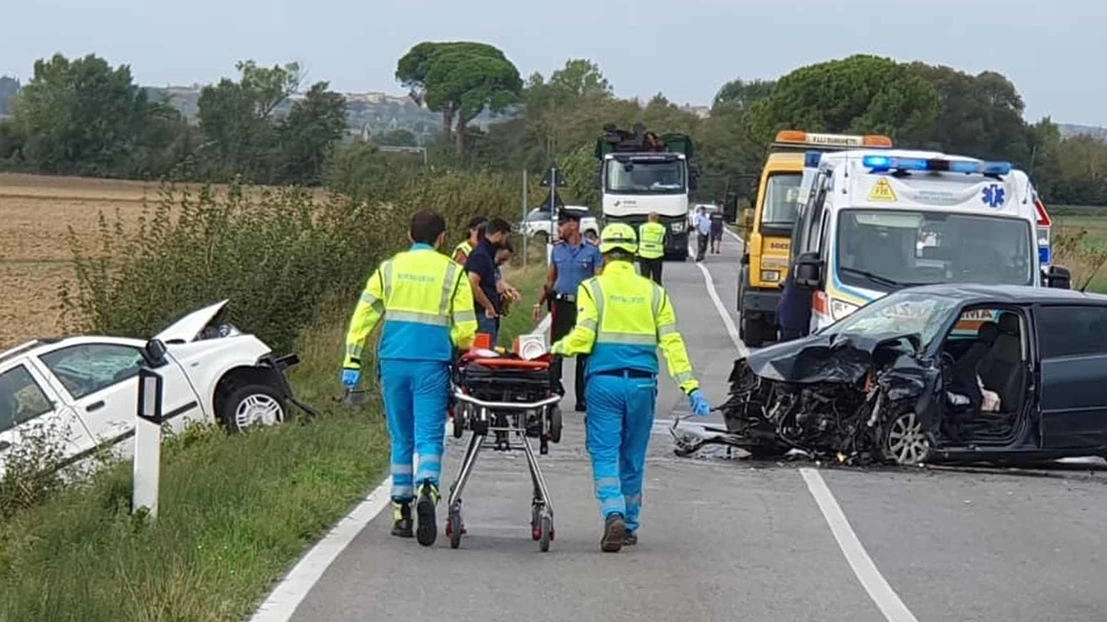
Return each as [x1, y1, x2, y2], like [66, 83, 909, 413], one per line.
[446, 361, 563, 552]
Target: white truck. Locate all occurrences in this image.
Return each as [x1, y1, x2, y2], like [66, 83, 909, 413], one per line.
[594, 124, 697, 260]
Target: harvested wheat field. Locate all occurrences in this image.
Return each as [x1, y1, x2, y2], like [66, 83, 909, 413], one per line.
[0, 173, 332, 349]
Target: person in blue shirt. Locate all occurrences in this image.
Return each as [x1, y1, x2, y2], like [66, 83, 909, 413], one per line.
[534, 210, 603, 411]
[464, 218, 512, 344]
[693, 206, 712, 262]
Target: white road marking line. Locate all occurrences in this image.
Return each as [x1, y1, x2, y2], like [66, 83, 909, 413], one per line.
[800, 468, 919, 622]
[249, 310, 554, 621]
[687, 240, 748, 357]
[247, 487, 390, 622]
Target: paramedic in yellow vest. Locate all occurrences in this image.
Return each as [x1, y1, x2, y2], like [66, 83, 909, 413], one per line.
[637, 212, 666, 284]
[551, 223, 711, 553]
[452, 216, 487, 264]
[342, 209, 477, 546]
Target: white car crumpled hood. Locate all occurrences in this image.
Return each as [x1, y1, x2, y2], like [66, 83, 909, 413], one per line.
[155, 300, 230, 343]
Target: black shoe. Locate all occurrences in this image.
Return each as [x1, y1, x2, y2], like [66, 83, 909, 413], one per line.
[624, 531, 638, 546]
[575, 402, 586, 412]
[391, 501, 413, 538]
[601, 513, 627, 553]
[416, 482, 440, 547]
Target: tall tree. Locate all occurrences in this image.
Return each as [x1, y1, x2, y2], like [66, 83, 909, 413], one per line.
[711, 78, 774, 113]
[277, 82, 348, 185]
[745, 54, 939, 147]
[11, 54, 160, 175]
[396, 41, 522, 153]
[197, 60, 303, 182]
[0, 76, 19, 116]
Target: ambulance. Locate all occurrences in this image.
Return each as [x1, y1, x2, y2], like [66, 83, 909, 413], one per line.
[786, 149, 1070, 334]
[737, 131, 893, 346]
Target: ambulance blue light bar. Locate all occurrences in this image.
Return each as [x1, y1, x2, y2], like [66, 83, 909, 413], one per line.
[861, 155, 1012, 176]
[804, 151, 822, 167]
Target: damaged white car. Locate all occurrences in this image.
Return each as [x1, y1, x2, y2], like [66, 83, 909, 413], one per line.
[0, 300, 312, 475]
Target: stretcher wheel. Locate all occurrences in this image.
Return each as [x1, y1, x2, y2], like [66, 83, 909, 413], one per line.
[530, 506, 542, 541]
[539, 515, 552, 552]
[447, 510, 463, 549]
[451, 411, 464, 438]
[548, 406, 562, 444]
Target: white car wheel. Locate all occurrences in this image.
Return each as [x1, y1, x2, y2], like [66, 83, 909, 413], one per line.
[220, 383, 288, 432]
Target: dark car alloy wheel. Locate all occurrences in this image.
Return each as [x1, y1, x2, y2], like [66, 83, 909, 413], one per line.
[882, 410, 931, 465]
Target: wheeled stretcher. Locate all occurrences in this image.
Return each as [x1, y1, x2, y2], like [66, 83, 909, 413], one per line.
[445, 350, 564, 551]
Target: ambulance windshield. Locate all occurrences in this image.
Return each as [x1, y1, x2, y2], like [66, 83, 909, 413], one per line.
[762, 174, 803, 226]
[835, 210, 1033, 291]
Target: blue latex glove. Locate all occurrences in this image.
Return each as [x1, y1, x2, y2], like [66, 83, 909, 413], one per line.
[341, 368, 360, 389]
[688, 389, 711, 417]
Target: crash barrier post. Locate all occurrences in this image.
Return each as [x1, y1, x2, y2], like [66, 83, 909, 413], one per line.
[133, 366, 164, 519]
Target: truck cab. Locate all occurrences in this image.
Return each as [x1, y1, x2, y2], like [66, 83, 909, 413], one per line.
[786, 149, 1069, 335]
[737, 131, 893, 346]
[596, 124, 696, 260]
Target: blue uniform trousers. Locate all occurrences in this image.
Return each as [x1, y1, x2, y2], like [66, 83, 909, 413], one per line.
[380, 360, 450, 502]
[584, 371, 657, 534]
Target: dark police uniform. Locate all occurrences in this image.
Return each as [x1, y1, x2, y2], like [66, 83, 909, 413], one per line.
[548, 233, 602, 411]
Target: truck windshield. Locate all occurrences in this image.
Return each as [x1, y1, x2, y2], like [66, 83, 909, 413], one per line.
[605, 159, 685, 195]
[836, 210, 1033, 291]
[762, 173, 802, 226]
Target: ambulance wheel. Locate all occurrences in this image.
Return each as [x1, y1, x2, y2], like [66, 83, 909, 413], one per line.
[549, 406, 562, 444]
[447, 510, 463, 549]
[539, 515, 553, 552]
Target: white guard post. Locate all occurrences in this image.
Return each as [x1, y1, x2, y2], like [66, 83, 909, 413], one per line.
[133, 366, 164, 519]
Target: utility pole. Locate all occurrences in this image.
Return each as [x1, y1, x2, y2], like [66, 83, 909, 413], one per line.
[540, 163, 567, 264]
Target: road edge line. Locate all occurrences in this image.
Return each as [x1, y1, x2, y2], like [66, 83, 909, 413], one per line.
[249, 310, 553, 622]
[687, 240, 748, 357]
[799, 468, 919, 622]
[246, 486, 391, 622]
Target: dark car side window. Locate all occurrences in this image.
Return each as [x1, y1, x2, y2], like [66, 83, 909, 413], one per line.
[1036, 305, 1107, 359]
[0, 365, 54, 433]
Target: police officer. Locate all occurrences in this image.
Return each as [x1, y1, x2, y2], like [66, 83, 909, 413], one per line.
[342, 209, 477, 546]
[452, 216, 487, 264]
[636, 211, 666, 284]
[551, 223, 711, 552]
[535, 209, 602, 412]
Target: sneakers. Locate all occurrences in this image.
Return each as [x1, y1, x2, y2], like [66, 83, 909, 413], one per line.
[624, 531, 638, 546]
[416, 482, 441, 546]
[600, 513, 627, 553]
[391, 501, 413, 538]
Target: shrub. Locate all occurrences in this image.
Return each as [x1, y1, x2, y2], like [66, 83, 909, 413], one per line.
[58, 179, 393, 354]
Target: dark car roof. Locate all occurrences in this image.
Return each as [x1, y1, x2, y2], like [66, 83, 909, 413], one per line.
[901, 284, 1107, 305]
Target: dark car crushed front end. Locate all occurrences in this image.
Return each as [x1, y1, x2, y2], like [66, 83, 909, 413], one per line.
[713, 330, 944, 465]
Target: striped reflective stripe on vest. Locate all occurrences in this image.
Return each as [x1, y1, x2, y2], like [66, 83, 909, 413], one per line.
[589, 278, 660, 347]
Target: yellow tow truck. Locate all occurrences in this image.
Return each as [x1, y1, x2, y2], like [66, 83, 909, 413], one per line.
[736, 130, 893, 346]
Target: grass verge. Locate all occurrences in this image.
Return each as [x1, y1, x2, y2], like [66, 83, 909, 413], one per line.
[0, 260, 550, 622]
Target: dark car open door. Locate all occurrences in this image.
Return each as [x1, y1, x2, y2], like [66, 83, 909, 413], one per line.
[1034, 304, 1107, 450]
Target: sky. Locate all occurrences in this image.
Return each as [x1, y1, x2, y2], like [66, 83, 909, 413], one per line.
[3, 0, 1105, 126]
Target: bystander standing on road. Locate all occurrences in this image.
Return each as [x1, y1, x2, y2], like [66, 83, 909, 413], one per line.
[465, 218, 512, 344]
[694, 206, 711, 262]
[709, 208, 725, 254]
[534, 210, 602, 412]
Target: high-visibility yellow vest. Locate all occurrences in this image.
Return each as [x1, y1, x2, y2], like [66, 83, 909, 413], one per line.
[452, 240, 474, 264]
[550, 261, 698, 394]
[344, 245, 477, 366]
[637, 222, 666, 259]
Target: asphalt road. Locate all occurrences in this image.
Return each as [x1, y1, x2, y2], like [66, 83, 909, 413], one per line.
[277, 232, 1107, 622]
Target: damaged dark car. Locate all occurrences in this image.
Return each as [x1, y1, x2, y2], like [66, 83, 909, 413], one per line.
[699, 284, 1107, 466]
